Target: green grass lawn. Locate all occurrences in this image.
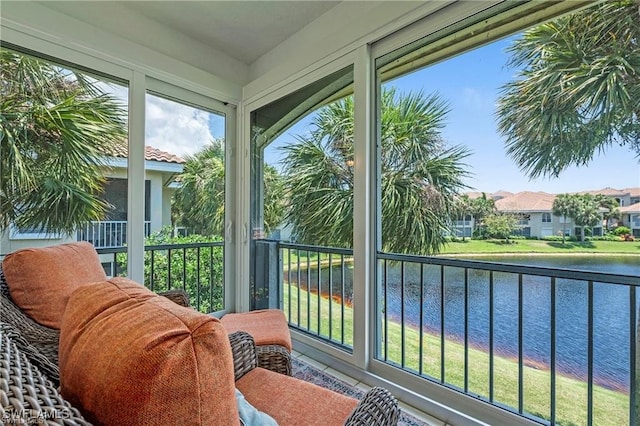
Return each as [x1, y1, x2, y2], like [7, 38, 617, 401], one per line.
[441, 239, 640, 255]
[283, 284, 630, 426]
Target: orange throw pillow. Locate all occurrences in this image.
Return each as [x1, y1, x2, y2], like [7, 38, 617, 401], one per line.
[2, 241, 107, 329]
[59, 277, 239, 426]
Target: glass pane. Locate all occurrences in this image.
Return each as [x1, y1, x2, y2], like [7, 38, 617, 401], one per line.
[250, 65, 356, 349]
[144, 92, 226, 313]
[374, 2, 638, 425]
[1, 47, 128, 273]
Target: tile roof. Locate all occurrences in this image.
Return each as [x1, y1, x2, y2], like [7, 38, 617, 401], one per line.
[495, 191, 556, 212]
[579, 187, 632, 196]
[103, 141, 185, 164]
[491, 190, 514, 200]
[464, 191, 512, 200]
[624, 187, 640, 197]
[620, 202, 640, 213]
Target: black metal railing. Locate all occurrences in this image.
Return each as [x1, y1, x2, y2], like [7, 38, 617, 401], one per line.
[260, 240, 638, 426]
[269, 241, 354, 350]
[97, 241, 224, 313]
[377, 252, 638, 426]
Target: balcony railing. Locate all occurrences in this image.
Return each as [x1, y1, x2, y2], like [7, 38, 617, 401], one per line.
[257, 239, 639, 426]
[97, 241, 224, 313]
[77, 221, 151, 248]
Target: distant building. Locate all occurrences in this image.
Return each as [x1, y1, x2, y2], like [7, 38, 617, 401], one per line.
[453, 187, 640, 239]
[1, 145, 184, 254]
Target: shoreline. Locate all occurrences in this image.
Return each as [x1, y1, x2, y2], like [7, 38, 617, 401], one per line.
[438, 251, 640, 257]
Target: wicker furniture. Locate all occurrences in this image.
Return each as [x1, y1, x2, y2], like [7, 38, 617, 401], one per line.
[0, 245, 401, 425]
[1, 321, 400, 426]
[221, 309, 293, 376]
[230, 331, 400, 426]
[0, 322, 90, 425]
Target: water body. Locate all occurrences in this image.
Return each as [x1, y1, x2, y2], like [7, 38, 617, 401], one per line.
[289, 254, 639, 392]
[384, 255, 640, 393]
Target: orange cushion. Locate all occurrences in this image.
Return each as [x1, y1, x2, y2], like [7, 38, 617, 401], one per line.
[221, 309, 292, 351]
[59, 277, 239, 426]
[236, 367, 358, 426]
[2, 241, 107, 329]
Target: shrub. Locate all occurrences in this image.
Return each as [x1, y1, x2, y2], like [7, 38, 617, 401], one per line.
[117, 227, 224, 313]
[613, 226, 632, 236]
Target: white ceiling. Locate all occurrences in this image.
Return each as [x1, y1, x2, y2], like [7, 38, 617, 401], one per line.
[40, 1, 341, 66]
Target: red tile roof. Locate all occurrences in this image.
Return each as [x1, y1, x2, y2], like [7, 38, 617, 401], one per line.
[624, 187, 640, 197]
[579, 187, 631, 197]
[104, 142, 185, 164]
[495, 191, 556, 212]
[620, 202, 640, 213]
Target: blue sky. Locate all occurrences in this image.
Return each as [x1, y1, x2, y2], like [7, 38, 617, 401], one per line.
[266, 35, 640, 194]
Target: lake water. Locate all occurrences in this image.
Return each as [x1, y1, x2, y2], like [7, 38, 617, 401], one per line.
[289, 254, 640, 392]
[382, 255, 640, 392]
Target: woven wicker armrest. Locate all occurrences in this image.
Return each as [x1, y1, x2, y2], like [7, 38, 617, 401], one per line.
[158, 289, 190, 307]
[256, 344, 292, 376]
[228, 331, 258, 381]
[0, 323, 91, 425]
[0, 322, 61, 386]
[0, 279, 60, 367]
[344, 386, 400, 426]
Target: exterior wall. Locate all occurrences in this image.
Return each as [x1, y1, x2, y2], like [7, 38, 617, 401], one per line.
[552, 214, 573, 237]
[147, 171, 165, 235]
[162, 187, 176, 231]
[0, 232, 73, 257]
[624, 213, 640, 235]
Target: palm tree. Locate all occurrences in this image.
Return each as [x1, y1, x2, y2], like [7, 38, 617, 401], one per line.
[173, 141, 285, 237]
[454, 194, 473, 241]
[281, 89, 470, 255]
[496, 0, 640, 179]
[594, 194, 620, 231]
[1, 49, 126, 234]
[552, 193, 574, 244]
[470, 193, 496, 238]
[573, 194, 603, 242]
[172, 141, 226, 236]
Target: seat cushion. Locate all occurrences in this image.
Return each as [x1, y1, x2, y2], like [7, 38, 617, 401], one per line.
[2, 242, 107, 329]
[236, 367, 358, 426]
[59, 277, 239, 426]
[221, 309, 292, 351]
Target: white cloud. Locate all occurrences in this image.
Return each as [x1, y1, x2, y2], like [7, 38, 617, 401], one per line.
[461, 87, 493, 112]
[95, 82, 217, 158]
[145, 94, 213, 158]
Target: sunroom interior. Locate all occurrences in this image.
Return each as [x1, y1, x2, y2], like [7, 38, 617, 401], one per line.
[2, 1, 637, 425]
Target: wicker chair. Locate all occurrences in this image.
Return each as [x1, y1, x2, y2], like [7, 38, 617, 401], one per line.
[0, 322, 90, 425]
[230, 331, 400, 426]
[0, 266, 189, 383]
[1, 266, 400, 425]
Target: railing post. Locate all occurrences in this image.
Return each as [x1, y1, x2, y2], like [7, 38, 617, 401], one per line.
[253, 240, 280, 310]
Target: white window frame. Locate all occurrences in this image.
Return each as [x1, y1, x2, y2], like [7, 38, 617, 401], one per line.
[9, 224, 62, 240]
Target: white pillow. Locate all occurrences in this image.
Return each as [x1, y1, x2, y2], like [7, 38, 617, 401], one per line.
[236, 389, 278, 426]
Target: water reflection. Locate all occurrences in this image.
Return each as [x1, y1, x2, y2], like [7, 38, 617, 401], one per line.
[288, 255, 639, 392]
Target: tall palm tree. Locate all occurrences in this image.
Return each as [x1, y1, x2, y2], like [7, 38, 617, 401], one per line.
[496, 0, 640, 179]
[470, 193, 496, 238]
[595, 194, 620, 231]
[281, 89, 470, 255]
[552, 193, 574, 244]
[173, 141, 285, 236]
[1, 49, 126, 234]
[172, 142, 226, 236]
[573, 194, 603, 242]
[454, 194, 473, 241]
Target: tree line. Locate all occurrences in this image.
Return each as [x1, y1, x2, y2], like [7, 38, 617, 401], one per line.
[2, 1, 638, 255]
